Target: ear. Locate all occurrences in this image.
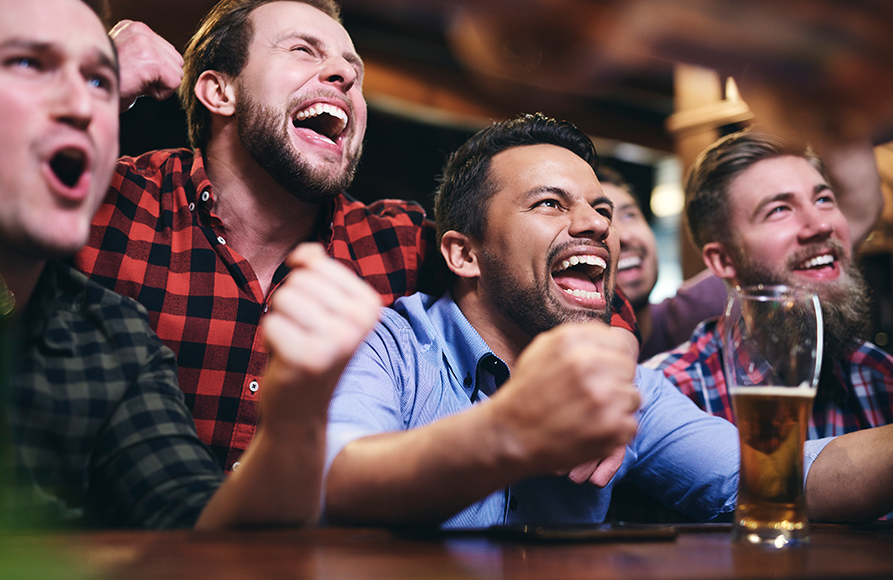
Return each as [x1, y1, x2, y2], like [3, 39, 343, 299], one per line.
[702, 241, 737, 281]
[440, 231, 481, 279]
[194, 70, 237, 117]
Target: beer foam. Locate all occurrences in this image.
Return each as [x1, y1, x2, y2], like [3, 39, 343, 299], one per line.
[729, 385, 816, 398]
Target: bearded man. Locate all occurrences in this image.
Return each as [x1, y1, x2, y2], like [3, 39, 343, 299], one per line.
[646, 130, 892, 437]
[320, 114, 893, 528]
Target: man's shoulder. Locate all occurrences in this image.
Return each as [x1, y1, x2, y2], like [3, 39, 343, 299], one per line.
[644, 318, 721, 369]
[336, 193, 431, 226]
[53, 262, 160, 346]
[847, 341, 893, 373]
[115, 148, 196, 177]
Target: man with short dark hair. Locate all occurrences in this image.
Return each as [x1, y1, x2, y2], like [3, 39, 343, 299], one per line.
[321, 114, 893, 527]
[646, 130, 893, 437]
[72, 0, 638, 472]
[2, 0, 380, 529]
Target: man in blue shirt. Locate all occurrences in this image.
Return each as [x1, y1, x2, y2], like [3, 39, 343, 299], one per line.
[322, 113, 893, 528]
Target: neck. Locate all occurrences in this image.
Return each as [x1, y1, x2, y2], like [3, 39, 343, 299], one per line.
[0, 246, 46, 312]
[203, 137, 325, 296]
[634, 302, 653, 345]
[451, 282, 531, 369]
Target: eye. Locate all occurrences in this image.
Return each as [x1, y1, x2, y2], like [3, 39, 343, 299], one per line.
[597, 206, 614, 221]
[535, 198, 561, 209]
[6, 55, 42, 72]
[87, 73, 113, 93]
[765, 205, 789, 219]
[290, 44, 314, 55]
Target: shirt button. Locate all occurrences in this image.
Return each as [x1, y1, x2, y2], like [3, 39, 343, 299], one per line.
[232, 461, 242, 471]
[217, 236, 226, 245]
[201, 189, 211, 202]
[264, 305, 269, 313]
[248, 380, 259, 393]
[188, 202, 195, 212]
[509, 496, 519, 511]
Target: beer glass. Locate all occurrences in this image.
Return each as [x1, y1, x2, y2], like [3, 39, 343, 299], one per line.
[722, 284, 822, 548]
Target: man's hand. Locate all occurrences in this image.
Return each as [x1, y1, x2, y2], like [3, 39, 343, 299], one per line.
[260, 243, 382, 434]
[555, 446, 627, 487]
[489, 322, 640, 477]
[109, 20, 184, 111]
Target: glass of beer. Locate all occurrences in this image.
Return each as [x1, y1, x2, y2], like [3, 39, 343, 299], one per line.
[722, 284, 822, 548]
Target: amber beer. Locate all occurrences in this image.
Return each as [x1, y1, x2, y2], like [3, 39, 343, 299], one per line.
[730, 385, 816, 546]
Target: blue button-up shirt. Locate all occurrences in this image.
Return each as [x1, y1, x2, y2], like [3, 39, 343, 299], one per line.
[326, 292, 830, 528]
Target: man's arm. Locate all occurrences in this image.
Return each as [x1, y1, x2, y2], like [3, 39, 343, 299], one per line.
[194, 244, 382, 529]
[324, 322, 640, 526]
[805, 424, 893, 523]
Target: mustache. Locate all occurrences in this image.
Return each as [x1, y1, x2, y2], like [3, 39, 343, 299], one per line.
[786, 239, 848, 271]
[547, 240, 611, 268]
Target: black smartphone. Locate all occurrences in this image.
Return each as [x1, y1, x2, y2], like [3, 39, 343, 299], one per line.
[487, 522, 678, 543]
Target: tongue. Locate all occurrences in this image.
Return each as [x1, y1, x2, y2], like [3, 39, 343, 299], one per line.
[553, 270, 598, 293]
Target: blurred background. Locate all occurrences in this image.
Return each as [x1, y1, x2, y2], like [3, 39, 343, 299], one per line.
[106, 0, 893, 349]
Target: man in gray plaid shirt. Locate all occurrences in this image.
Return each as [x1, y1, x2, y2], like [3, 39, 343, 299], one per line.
[0, 0, 380, 529]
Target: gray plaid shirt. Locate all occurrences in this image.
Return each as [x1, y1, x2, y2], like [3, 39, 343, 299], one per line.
[7, 261, 223, 528]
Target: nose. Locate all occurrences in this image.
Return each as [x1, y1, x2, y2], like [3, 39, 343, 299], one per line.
[569, 204, 611, 241]
[799, 203, 833, 242]
[51, 67, 93, 131]
[320, 55, 358, 93]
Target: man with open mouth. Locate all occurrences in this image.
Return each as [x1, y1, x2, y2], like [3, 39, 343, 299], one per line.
[320, 114, 893, 528]
[71, 0, 639, 474]
[1, 0, 382, 530]
[647, 130, 893, 447]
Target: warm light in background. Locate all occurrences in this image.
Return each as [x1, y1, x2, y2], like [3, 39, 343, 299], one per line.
[650, 157, 684, 218]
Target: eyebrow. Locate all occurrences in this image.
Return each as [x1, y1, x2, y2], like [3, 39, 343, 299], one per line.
[276, 32, 365, 74]
[524, 186, 615, 212]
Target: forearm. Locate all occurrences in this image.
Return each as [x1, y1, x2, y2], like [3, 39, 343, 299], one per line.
[325, 403, 527, 526]
[195, 420, 328, 530]
[805, 425, 893, 523]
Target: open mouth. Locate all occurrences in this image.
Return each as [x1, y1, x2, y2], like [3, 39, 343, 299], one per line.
[292, 103, 348, 143]
[617, 254, 642, 272]
[552, 254, 606, 301]
[49, 147, 87, 189]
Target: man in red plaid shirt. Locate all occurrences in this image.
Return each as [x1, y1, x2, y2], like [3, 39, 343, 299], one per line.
[73, 0, 640, 472]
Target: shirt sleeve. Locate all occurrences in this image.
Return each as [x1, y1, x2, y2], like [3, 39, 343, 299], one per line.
[625, 367, 740, 521]
[324, 317, 407, 479]
[88, 296, 224, 529]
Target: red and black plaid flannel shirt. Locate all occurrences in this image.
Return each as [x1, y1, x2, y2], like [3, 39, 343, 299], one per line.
[74, 148, 639, 471]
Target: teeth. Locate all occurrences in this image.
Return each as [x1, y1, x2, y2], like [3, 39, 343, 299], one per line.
[562, 287, 603, 300]
[557, 255, 606, 272]
[293, 103, 348, 137]
[800, 254, 835, 269]
[618, 256, 641, 271]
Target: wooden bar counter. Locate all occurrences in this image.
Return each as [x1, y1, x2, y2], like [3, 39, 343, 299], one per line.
[6, 522, 893, 580]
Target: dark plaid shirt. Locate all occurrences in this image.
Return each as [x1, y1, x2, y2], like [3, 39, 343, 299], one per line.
[8, 261, 222, 528]
[73, 148, 639, 472]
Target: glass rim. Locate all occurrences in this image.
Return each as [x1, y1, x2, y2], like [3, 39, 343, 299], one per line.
[729, 283, 819, 301]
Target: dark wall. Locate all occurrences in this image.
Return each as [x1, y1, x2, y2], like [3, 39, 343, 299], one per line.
[118, 97, 654, 221]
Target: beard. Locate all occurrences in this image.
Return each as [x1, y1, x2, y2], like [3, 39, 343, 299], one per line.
[235, 92, 360, 203]
[731, 240, 872, 363]
[478, 243, 614, 340]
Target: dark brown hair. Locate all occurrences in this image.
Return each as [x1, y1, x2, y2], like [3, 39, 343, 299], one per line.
[684, 130, 825, 251]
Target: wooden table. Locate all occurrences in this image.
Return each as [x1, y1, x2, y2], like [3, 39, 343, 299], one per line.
[6, 523, 893, 580]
